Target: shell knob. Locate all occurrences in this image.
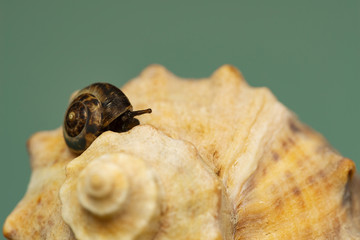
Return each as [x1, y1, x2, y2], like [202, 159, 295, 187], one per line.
[60, 153, 161, 240]
[77, 160, 129, 217]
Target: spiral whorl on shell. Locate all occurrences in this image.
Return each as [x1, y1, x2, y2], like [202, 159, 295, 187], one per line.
[63, 93, 103, 154]
[61, 152, 161, 240]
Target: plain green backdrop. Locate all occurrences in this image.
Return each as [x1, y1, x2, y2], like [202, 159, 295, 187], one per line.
[0, 1, 359, 237]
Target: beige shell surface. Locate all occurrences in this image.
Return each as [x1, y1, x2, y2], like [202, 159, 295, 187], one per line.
[60, 125, 228, 240]
[122, 65, 360, 239]
[3, 129, 75, 239]
[3, 65, 360, 239]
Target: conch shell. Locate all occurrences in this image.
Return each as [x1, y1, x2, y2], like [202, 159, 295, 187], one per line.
[3, 65, 360, 239]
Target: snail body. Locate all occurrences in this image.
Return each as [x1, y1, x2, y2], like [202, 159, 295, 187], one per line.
[63, 83, 151, 154]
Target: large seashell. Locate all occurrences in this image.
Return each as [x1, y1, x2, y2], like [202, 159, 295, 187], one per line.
[3, 65, 360, 239]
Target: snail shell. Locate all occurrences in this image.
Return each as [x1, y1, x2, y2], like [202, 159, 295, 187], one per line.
[63, 83, 151, 154]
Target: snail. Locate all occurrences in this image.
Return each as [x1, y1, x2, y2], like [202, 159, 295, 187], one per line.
[63, 83, 152, 154]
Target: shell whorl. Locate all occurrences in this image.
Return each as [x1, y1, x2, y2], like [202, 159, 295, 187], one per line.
[61, 152, 161, 240]
[75, 83, 132, 127]
[77, 157, 130, 217]
[63, 93, 103, 153]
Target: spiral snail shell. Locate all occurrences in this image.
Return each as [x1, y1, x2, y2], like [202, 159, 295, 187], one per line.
[63, 83, 152, 154]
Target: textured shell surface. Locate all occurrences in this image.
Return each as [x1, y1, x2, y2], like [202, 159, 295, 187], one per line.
[3, 65, 360, 240]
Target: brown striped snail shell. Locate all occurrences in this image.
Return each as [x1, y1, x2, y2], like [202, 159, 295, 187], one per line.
[63, 83, 152, 154]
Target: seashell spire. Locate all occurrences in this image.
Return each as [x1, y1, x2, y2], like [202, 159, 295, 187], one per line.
[61, 152, 161, 240]
[77, 160, 129, 215]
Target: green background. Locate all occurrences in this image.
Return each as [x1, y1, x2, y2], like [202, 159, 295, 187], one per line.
[1, 1, 359, 236]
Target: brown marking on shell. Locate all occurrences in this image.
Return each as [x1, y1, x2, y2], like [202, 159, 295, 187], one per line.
[65, 102, 87, 137]
[306, 175, 316, 185]
[77, 83, 132, 127]
[349, 175, 360, 228]
[234, 211, 267, 233]
[273, 197, 283, 210]
[232, 115, 357, 239]
[292, 186, 301, 196]
[271, 151, 279, 162]
[289, 119, 302, 133]
[63, 92, 103, 154]
[343, 170, 354, 207]
[287, 136, 295, 145]
[261, 166, 267, 176]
